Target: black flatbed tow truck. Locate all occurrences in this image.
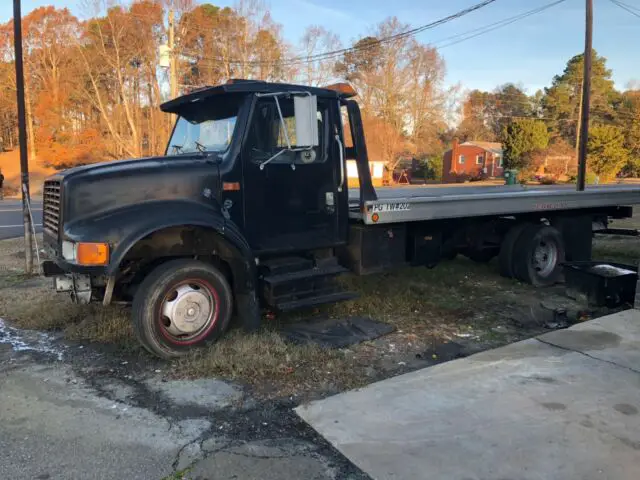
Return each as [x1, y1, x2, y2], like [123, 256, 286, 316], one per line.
[41, 79, 640, 358]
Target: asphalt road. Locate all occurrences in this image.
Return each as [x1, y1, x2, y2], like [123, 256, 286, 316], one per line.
[0, 199, 42, 240]
[0, 315, 364, 480]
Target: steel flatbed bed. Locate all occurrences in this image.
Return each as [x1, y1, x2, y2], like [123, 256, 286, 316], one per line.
[349, 184, 640, 224]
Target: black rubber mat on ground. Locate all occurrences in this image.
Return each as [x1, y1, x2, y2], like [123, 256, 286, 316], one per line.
[280, 316, 395, 348]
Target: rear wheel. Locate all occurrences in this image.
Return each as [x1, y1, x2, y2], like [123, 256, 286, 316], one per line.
[512, 224, 565, 286]
[499, 222, 531, 278]
[132, 259, 233, 359]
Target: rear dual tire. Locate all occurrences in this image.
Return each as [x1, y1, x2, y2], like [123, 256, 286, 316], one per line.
[132, 259, 233, 359]
[500, 223, 565, 287]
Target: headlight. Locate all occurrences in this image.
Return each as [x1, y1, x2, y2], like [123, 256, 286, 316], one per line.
[62, 240, 76, 262]
[62, 241, 109, 266]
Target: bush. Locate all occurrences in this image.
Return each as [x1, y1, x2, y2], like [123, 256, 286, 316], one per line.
[1, 180, 20, 197]
[587, 125, 629, 181]
[539, 176, 557, 185]
[586, 171, 599, 184]
[567, 171, 599, 185]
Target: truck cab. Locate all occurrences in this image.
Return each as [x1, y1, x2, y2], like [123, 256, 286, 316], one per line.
[42, 80, 375, 358]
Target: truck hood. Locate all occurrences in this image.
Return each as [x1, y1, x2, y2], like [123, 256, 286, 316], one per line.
[57, 154, 208, 179]
[54, 154, 222, 223]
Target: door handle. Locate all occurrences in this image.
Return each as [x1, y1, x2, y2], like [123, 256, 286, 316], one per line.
[335, 134, 345, 192]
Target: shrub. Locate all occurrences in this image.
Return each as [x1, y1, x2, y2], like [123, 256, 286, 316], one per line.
[1, 179, 20, 197]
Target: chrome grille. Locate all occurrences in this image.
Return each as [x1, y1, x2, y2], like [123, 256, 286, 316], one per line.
[43, 180, 61, 237]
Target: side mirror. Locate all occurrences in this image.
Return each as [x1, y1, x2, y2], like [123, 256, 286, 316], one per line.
[294, 95, 319, 147]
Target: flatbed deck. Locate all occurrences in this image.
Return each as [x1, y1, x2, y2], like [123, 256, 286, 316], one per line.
[348, 184, 640, 224]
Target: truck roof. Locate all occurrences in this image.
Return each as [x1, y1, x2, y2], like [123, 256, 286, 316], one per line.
[160, 79, 356, 114]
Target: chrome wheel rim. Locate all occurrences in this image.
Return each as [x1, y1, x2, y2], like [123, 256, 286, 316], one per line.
[160, 281, 215, 340]
[532, 239, 558, 277]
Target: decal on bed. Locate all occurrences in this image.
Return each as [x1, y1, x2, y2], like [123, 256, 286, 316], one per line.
[372, 202, 411, 213]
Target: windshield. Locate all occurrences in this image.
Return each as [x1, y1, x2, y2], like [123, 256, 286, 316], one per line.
[166, 96, 241, 155]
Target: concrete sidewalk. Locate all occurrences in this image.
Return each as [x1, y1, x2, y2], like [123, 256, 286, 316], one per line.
[297, 309, 640, 480]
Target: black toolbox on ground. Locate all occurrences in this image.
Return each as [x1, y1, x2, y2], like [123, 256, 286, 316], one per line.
[564, 261, 638, 308]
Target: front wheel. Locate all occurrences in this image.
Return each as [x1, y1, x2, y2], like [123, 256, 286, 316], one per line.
[132, 259, 233, 359]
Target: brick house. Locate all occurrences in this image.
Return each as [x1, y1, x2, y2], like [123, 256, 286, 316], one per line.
[442, 140, 504, 183]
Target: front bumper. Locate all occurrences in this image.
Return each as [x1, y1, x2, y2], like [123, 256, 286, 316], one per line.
[42, 260, 66, 277]
[42, 260, 92, 304]
[52, 273, 92, 304]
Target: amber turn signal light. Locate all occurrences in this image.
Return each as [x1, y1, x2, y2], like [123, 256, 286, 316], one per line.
[76, 242, 109, 266]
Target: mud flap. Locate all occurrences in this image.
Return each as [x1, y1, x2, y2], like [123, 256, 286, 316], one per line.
[236, 291, 261, 331]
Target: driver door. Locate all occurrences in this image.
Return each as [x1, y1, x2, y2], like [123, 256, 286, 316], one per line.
[242, 96, 342, 253]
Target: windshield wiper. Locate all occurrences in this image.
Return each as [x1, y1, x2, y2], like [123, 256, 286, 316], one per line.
[171, 144, 183, 154]
[194, 141, 207, 153]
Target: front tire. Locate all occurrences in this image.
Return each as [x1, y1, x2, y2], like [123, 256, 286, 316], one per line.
[132, 259, 233, 359]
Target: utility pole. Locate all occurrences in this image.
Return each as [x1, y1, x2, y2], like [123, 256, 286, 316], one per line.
[12, 0, 33, 274]
[168, 7, 178, 99]
[576, 0, 593, 191]
[575, 81, 583, 160]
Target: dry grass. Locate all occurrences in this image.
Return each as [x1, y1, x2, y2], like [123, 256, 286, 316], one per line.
[592, 216, 640, 264]
[0, 273, 136, 348]
[593, 239, 640, 264]
[63, 305, 137, 349]
[326, 258, 528, 335]
[0, 235, 136, 348]
[176, 329, 366, 397]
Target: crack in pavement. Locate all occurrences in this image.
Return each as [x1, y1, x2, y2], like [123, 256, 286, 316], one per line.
[536, 337, 640, 376]
[172, 438, 197, 471]
[221, 449, 299, 460]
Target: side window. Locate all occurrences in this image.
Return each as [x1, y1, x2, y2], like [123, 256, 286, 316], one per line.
[247, 97, 327, 165]
[277, 117, 297, 147]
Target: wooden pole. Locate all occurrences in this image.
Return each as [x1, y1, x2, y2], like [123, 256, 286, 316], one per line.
[12, 0, 33, 274]
[575, 80, 583, 161]
[576, 0, 593, 191]
[168, 7, 178, 99]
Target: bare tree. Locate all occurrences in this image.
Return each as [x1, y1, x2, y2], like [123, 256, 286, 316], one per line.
[298, 25, 341, 87]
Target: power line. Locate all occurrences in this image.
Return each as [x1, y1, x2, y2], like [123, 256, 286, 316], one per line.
[436, 0, 566, 49]
[187, 0, 500, 67]
[609, 0, 640, 18]
[610, 0, 640, 14]
[191, 0, 566, 69]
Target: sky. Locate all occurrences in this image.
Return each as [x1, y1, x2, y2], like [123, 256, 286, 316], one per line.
[2, 0, 639, 95]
